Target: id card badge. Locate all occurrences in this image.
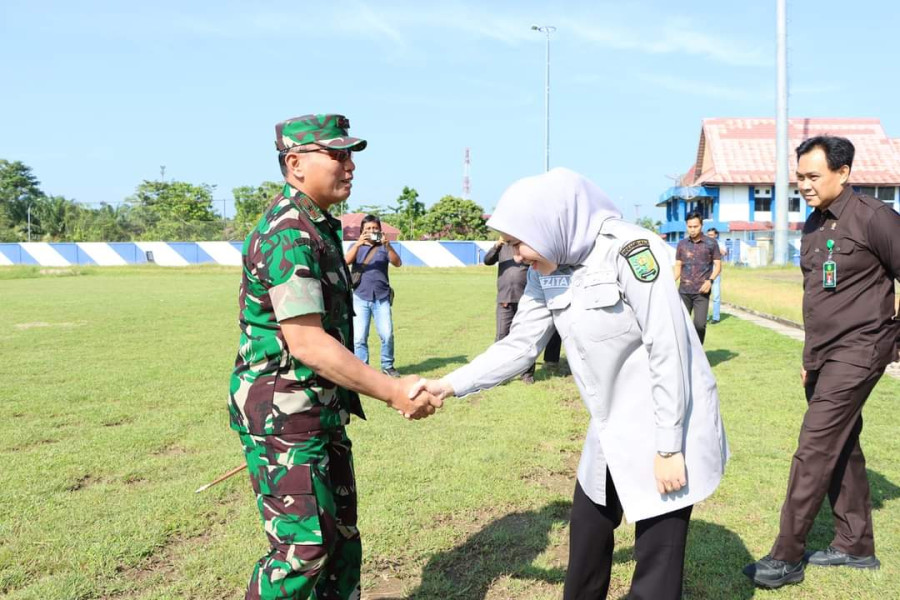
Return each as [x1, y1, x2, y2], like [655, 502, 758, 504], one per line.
[823, 260, 837, 289]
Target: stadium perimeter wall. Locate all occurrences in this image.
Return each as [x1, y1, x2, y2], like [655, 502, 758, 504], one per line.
[0, 241, 500, 268]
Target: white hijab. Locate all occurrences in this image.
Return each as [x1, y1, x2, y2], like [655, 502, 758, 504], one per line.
[487, 168, 623, 267]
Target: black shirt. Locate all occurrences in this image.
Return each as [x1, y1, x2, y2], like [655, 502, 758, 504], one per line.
[484, 243, 529, 304]
[800, 186, 900, 370]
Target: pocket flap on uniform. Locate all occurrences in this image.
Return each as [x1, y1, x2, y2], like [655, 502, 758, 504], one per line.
[833, 236, 857, 255]
[251, 463, 314, 497]
[584, 269, 618, 286]
[584, 284, 621, 309]
[545, 288, 572, 311]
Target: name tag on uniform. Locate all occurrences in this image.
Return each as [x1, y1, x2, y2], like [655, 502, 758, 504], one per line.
[823, 260, 837, 289]
[541, 274, 572, 311]
[540, 275, 571, 289]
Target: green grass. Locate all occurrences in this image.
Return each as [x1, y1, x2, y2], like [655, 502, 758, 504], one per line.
[1, 265, 899, 599]
[721, 266, 805, 324]
[722, 265, 899, 325]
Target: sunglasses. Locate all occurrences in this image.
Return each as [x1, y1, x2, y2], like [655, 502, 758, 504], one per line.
[290, 146, 354, 163]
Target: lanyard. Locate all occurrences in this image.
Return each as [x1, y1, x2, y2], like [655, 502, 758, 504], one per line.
[823, 239, 836, 289]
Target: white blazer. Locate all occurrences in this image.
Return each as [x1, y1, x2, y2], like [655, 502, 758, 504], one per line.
[445, 219, 729, 522]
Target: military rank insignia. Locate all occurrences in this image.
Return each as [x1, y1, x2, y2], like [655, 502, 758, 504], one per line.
[619, 239, 659, 282]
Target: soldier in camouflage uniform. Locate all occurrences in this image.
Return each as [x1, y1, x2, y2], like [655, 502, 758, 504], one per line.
[230, 114, 440, 600]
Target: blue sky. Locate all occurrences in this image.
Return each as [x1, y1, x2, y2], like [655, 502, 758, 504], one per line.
[2, 0, 898, 221]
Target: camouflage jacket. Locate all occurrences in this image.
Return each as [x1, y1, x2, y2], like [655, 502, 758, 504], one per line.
[229, 183, 365, 435]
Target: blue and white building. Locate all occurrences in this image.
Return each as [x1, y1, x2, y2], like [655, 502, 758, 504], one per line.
[658, 118, 900, 262]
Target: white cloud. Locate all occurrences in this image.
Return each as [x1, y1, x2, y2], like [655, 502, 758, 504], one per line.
[71, 2, 769, 68]
[560, 15, 768, 67]
[635, 73, 758, 101]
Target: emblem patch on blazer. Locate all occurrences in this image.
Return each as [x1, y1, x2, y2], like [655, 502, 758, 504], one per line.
[619, 239, 659, 282]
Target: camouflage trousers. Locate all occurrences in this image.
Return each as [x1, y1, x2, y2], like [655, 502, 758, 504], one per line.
[239, 428, 361, 600]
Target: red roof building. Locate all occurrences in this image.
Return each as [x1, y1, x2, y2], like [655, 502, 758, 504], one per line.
[658, 118, 900, 243]
[340, 213, 401, 241]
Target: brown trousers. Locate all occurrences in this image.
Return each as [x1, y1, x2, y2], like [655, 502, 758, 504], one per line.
[770, 360, 885, 562]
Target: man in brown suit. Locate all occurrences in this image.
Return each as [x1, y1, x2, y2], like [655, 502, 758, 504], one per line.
[745, 136, 900, 589]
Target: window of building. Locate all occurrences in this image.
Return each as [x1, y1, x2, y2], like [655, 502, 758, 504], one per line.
[875, 186, 896, 204]
[754, 187, 772, 212]
[789, 197, 800, 212]
[754, 197, 772, 212]
[854, 186, 896, 205]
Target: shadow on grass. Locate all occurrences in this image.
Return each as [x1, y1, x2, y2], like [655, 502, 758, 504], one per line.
[396, 355, 470, 374]
[682, 520, 754, 600]
[405, 500, 570, 600]
[806, 468, 900, 551]
[706, 349, 739, 367]
[607, 521, 753, 599]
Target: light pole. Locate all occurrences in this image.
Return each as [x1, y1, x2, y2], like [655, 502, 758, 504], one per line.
[773, 0, 789, 265]
[531, 24, 556, 173]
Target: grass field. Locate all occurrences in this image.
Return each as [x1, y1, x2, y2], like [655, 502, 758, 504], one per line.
[2, 265, 899, 600]
[721, 264, 900, 325]
[721, 266, 805, 324]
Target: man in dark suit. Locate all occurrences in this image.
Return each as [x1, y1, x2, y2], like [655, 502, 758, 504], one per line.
[745, 135, 900, 589]
[484, 239, 562, 383]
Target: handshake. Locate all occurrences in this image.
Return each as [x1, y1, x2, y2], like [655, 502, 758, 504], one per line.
[388, 375, 455, 420]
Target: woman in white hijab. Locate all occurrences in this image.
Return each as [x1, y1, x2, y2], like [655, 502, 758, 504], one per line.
[413, 168, 728, 599]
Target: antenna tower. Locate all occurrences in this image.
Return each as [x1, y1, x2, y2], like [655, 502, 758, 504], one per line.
[462, 147, 471, 199]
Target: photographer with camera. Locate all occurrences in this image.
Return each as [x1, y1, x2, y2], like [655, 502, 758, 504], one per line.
[346, 214, 403, 376]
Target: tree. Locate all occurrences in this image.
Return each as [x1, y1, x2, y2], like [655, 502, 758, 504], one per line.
[419, 195, 489, 240]
[67, 202, 134, 242]
[127, 180, 219, 240]
[32, 195, 76, 240]
[0, 160, 45, 240]
[387, 186, 425, 239]
[129, 180, 217, 222]
[354, 204, 386, 218]
[233, 181, 282, 235]
[636, 216, 663, 233]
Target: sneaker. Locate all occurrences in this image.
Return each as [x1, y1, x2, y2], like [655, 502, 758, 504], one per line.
[807, 546, 880, 569]
[382, 367, 401, 377]
[743, 555, 804, 589]
[520, 373, 535, 385]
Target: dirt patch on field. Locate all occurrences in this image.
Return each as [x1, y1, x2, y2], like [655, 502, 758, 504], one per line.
[4, 437, 59, 452]
[152, 443, 189, 457]
[106, 531, 214, 599]
[14, 321, 87, 330]
[66, 474, 97, 492]
[38, 268, 86, 277]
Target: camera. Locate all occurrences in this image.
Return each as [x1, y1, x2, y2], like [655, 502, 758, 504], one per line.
[369, 232, 383, 243]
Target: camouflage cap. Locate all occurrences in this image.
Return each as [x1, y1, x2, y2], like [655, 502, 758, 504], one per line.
[275, 114, 368, 152]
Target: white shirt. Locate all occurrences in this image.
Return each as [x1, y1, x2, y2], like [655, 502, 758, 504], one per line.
[446, 219, 729, 522]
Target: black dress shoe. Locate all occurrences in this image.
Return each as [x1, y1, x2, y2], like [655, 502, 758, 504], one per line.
[807, 546, 881, 569]
[743, 555, 804, 589]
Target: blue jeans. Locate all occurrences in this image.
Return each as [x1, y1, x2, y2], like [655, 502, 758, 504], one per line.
[353, 295, 394, 369]
[711, 276, 721, 322]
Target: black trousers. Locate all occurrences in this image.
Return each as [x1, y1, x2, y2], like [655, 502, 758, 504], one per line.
[564, 473, 692, 600]
[496, 303, 562, 374]
[770, 360, 883, 562]
[544, 329, 562, 363]
[679, 292, 710, 344]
